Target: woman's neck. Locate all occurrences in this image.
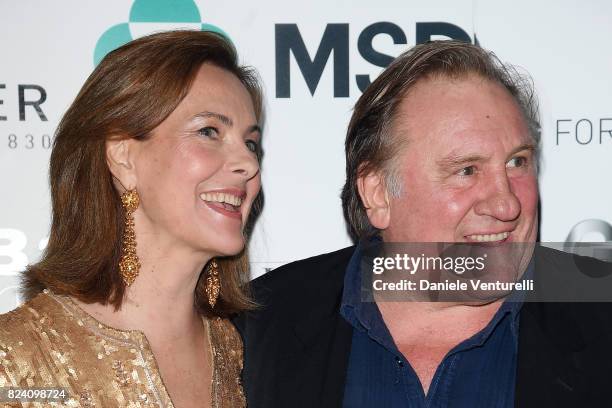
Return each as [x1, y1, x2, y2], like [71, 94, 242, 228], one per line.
[72, 244, 211, 342]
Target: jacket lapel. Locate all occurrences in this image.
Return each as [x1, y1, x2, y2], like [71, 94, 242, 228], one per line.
[320, 317, 353, 407]
[515, 300, 587, 407]
[289, 280, 353, 407]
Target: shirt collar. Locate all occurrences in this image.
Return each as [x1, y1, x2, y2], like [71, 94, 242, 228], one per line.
[340, 237, 533, 348]
[340, 237, 373, 331]
[340, 236, 399, 352]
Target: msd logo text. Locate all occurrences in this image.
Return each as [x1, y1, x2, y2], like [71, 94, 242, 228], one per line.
[275, 21, 474, 98]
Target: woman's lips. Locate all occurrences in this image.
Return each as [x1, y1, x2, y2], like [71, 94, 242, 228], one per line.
[203, 201, 242, 219]
[199, 190, 245, 220]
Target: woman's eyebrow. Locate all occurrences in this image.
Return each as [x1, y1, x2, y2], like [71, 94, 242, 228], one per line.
[193, 111, 233, 126]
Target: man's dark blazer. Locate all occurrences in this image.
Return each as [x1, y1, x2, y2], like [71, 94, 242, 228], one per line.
[233, 246, 612, 408]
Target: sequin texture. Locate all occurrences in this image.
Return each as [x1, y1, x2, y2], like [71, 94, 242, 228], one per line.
[0, 290, 245, 407]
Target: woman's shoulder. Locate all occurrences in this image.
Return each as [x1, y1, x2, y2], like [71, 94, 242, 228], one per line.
[0, 290, 58, 343]
[207, 316, 246, 407]
[0, 290, 79, 384]
[209, 316, 243, 354]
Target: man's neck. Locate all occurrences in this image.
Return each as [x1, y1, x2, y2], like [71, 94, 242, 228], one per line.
[377, 300, 503, 346]
[377, 300, 503, 394]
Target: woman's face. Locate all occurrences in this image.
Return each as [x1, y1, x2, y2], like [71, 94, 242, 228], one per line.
[128, 63, 261, 258]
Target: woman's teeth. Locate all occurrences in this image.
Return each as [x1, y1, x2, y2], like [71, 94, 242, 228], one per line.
[199, 192, 243, 207]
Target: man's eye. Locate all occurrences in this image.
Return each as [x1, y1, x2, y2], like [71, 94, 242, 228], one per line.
[198, 127, 218, 138]
[458, 166, 475, 176]
[507, 156, 527, 168]
[245, 139, 259, 153]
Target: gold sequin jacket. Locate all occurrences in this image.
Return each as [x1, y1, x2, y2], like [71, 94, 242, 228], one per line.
[0, 290, 245, 407]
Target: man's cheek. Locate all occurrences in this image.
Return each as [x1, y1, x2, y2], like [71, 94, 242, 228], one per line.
[444, 191, 475, 218]
[512, 178, 539, 209]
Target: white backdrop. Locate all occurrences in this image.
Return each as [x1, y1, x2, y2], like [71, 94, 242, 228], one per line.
[1, 0, 611, 313]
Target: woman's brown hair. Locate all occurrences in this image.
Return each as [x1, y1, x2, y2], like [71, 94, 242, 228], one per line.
[21, 30, 264, 318]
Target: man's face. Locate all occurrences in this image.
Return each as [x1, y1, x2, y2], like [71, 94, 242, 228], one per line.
[381, 75, 538, 244]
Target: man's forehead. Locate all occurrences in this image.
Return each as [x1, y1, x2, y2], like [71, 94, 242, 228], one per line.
[390, 75, 530, 151]
[395, 74, 516, 117]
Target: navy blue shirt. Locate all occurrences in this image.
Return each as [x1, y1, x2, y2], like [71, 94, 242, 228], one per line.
[340, 242, 524, 408]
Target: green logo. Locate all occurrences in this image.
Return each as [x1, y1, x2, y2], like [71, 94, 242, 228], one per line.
[94, 0, 228, 65]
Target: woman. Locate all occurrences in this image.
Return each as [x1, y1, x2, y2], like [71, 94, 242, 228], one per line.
[0, 30, 262, 407]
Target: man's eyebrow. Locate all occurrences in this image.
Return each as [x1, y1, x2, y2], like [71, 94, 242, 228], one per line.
[436, 143, 536, 169]
[508, 143, 536, 156]
[194, 111, 233, 126]
[436, 153, 487, 169]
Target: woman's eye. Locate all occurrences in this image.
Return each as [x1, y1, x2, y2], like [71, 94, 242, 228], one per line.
[507, 156, 527, 168]
[245, 139, 259, 153]
[458, 166, 475, 176]
[198, 127, 218, 138]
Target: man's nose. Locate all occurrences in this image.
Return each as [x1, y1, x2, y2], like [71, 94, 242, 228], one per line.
[225, 142, 260, 180]
[473, 174, 521, 222]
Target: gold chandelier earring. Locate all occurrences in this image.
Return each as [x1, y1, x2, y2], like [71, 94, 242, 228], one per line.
[119, 189, 140, 286]
[205, 259, 220, 308]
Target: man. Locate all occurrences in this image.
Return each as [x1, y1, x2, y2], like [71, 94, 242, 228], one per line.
[235, 41, 612, 407]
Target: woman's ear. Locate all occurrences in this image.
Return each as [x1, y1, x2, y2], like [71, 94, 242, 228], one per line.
[357, 169, 391, 231]
[106, 138, 138, 190]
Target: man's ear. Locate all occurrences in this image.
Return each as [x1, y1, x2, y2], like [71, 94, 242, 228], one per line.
[357, 169, 391, 230]
[106, 138, 137, 190]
